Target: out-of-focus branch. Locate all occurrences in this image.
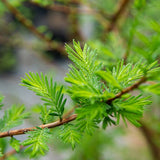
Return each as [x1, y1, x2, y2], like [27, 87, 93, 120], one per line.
[29, 1, 109, 28]
[30, 1, 96, 15]
[0, 146, 24, 160]
[106, 0, 130, 32]
[1, 0, 65, 54]
[139, 121, 160, 160]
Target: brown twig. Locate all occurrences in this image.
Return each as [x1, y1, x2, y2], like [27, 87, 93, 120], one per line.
[63, 106, 78, 119]
[0, 114, 77, 138]
[139, 121, 160, 160]
[0, 76, 147, 138]
[0, 107, 77, 159]
[106, 0, 130, 32]
[0, 146, 24, 160]
[1, 0, 65, 54]
[107, 76, 146, 104]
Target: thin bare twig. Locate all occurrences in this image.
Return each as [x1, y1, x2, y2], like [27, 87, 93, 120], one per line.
[0, 114, 77, 138]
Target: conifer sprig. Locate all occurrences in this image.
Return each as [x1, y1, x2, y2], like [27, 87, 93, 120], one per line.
[22, 128, 51, 158]
[0, 105, 30, 132]
[0, 42, 160, 157]
[65, 42, 159, 129]
[21, 72, 67, 121]
[65, 41, 103, 102]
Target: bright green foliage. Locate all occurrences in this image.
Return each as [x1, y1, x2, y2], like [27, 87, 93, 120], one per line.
[112, 61, 144, 88]
[113, 95, 152, 127]
[75, 103, 107, 134]
[0, 41, 158, 156]
[75, 115, 98, 135]
[21, 72, 67, 120]
[22, 128, 51, 158]
[96, 70, 122, 90]
[38, 105, 55, 124]
[65, 42, 159, 131]
[97, 60, 160, 94]
[10, 137, 21, 152]
[0, 0, 160, 159]
[65, 41, 103, 102]
[0, 105, 30, 132]
[59, 124, 81, 150]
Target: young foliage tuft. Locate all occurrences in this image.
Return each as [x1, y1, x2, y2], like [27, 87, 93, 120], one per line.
[21, 72, 67, 120]
[112, 95, 152, 126]
[65, 41, 103, 102]
[59, 124, 81, 150]
[0, 105, 30, 132]
[22, 128, 51, 158]
[65, 42, 159, 129]
[38, 105, 55, 124]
